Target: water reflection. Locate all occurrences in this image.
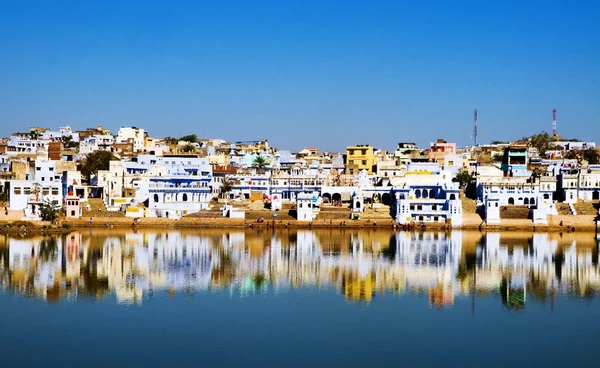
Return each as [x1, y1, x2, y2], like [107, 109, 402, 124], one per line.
[0, 230, 598, 308]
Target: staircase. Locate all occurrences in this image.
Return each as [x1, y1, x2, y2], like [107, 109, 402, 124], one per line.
[556, 203, 572, 215]
[82, 198, 125, 218]
[573, 201, 598, 216]
[500, 206, 530, 219]
[359, 205, 394, 221]
[317, 206, 352, 220]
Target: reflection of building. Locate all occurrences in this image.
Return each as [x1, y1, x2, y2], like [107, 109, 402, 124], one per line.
[344, 271, 375, 302]
[2, 230, 600, 308]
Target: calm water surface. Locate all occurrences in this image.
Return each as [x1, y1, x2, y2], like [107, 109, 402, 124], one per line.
[1, 229, 600, 367]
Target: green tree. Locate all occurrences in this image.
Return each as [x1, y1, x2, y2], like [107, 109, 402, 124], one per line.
[253, 155, 268, 173]
[61, 135, 79, 149]
[529, 131, 555, 156]
[181, 144, 196, 153]
[179, 134, 198, 143]
[455, 171, 474, 188]
[40, 199, 61, 222]
[220, 178, 234, 198]
[565, 149, 600, 164]
[79, 151, 116, 180]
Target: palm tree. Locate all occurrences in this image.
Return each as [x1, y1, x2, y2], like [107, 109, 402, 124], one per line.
[253, 155, 268, 174]
[220, 178, 234, 199]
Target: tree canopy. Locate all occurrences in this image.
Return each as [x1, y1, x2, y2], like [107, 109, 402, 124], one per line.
[79, 150, 116, 180]
[179, 134, 198, 143]
[529, 131, 555, 156]
[564, 149, 600, 164]
[253, 155, 268, 173]
[220, 178, 234, 198]
[40, 199, 61, 222]
[454, 171, 474, 188]
[181, 144, 196, 153]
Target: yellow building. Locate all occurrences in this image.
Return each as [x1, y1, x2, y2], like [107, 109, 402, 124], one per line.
[345, 145, 376, 174]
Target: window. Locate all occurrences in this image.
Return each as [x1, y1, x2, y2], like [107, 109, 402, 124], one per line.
[52, 188, 59, 195]
[36, 167, 41, 171]
[43, 188, 49, 195]
[361, 160, 367, 165]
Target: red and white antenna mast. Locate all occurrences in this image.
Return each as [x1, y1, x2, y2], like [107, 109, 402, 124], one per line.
[552, 109, 557, 136]
[472, 108, 478, 147]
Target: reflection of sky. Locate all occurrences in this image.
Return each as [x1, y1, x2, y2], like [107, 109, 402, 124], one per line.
[0, 231, 599, 306]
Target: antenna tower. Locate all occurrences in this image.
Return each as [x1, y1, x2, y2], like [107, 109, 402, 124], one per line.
[472, 108, 478, 147]
[552, 109, 557, 136]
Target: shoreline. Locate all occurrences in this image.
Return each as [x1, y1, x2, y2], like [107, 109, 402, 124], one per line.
[1, 213, 598, 234]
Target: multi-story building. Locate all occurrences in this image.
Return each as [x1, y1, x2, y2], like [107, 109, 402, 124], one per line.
[391, 168, 462, 225]
[394, 143, 427, 165]
[5, 136, 50, 156]
[477, 175, 557, 207]
[500, 145, 529, 177]
[97, 155, 213, 217]
[557, 166, 600, 203]
[79, 135, 114, 155]
[345, 145, 376, 174]
[428, 139, 457, 165]
[116, 127, 146, 152]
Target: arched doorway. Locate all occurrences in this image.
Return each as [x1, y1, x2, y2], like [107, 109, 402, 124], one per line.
[332, 193, 342, 203]
[530, 198, 535, 206]
[429, 189, 436, 199]
[183, 193, 188, 202]
[322, 193, 332, 203]
[524, 198, 529, 205]
[373, 193, 381, 203]
[508, 197, 514, 205]
[593, 190, 600, 200]
[422, 190, 429, 198]
[449, 194, 456, 200]
[154, 194, 159, 203]
[415, 189, 421, 198]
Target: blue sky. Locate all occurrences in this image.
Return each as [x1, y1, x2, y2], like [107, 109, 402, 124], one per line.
[1, 0, 598, 152]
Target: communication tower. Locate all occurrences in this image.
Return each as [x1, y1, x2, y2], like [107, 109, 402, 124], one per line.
[472, 109, 478, 147]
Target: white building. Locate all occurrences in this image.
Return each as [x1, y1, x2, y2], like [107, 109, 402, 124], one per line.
[558, 168, 600, 203]
[5, 136, 50, 156]
[116, 127, 146, 152]
[79, 135, 114, 155]
[296, 192, 318, 221]
[477, 175, 556, 207]
[8, 160, 63, 211]
[391, 169, 463, 226]
[96, 155, 214, 217]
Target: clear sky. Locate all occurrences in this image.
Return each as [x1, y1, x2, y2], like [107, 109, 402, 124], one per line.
[1, 0, 599, 152]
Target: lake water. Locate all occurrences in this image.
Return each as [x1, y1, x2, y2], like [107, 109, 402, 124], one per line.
[1, 229, 600, 367]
